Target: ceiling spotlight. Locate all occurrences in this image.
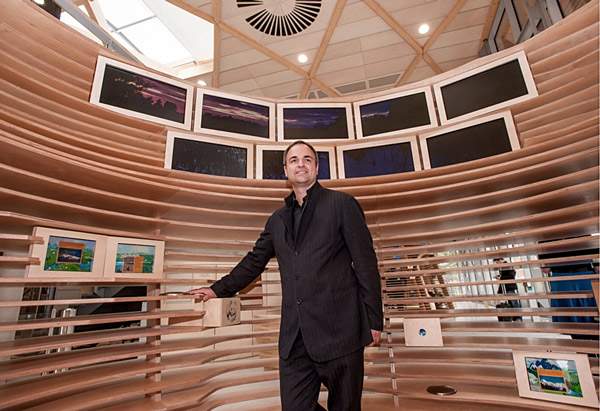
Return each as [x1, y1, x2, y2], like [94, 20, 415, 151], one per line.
[197, 80, 207, 86]
[297, 53, 308, 64]
[418, 23, 430, 34]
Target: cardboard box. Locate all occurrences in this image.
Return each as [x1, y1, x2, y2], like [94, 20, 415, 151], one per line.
[200, 297, 241, 327]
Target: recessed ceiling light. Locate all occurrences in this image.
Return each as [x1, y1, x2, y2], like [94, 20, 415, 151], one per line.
[197, 80, 207, 86]
[418, 23, 430, 34]
[297, 53, 308, 64]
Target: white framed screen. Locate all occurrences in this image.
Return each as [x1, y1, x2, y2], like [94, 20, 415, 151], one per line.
[336, 136, 421, 179]
[277, 102, 354, 143]
[165, 131, 254, 178]
[194, 89, 276, 142]
[353, 86, 438, 139]
[419, 111, 520, 169]
[90, 55, 194, 129]
[433, 50, 538, 125]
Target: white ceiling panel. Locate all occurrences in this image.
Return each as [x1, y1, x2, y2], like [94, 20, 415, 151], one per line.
[317, 53, 365, 75]
[364, 54, 415, 78]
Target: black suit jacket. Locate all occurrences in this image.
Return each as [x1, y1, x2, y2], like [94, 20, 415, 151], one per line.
[211, 182, 383, 362]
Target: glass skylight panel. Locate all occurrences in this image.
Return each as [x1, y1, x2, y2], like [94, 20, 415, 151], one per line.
[97, 0, 153, 29]
[59, 6, 102, 44]
[119, 17, 193, 65]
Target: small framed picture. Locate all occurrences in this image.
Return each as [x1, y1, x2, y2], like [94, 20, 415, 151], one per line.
[104, 237, 164, 279]
[194, 89, 276, 141]
[90, 55, 194, 129]
[403, 318, 443, 347]
[255, 144, 336, 180]
[512, 350, 598, 408]
[277, 102, 354, 142]
[26, 227, 106, 278]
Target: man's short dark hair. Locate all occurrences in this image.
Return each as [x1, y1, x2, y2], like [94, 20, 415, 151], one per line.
[283, 140, 318, 166]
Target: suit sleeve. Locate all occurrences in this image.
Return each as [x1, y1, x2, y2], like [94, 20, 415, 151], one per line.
[211, 216, 276, 298]
[341, 195, 384, 331]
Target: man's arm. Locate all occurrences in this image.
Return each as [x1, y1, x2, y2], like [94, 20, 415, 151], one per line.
[340, 195, 384, 333]
[190, 217, 276, 299]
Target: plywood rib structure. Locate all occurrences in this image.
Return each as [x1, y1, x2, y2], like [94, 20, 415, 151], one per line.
[0, 0, 598, 410]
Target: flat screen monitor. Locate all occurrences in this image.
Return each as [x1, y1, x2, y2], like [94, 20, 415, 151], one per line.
[165, 132, 253, 178]
[277, 103, 354, 142]
[354, 86, 437, 139]
[337, 137, 421, 178]
[419, 111, 520, 169]
[434, 51, 537, 124]
[90, 56, 193, 129]
[194, 89, 275, 141]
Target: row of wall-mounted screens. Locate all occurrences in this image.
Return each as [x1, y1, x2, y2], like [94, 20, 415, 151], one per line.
[90, 52, 537, 141]
[164, 111, 520, 179]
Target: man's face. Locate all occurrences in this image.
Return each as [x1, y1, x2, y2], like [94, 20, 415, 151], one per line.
[284, 144, 318, 187]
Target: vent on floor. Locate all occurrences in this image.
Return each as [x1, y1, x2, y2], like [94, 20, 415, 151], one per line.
[238, 0, 322, 37]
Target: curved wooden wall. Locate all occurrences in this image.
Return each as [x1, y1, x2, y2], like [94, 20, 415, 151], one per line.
[0, 0, 598, 409]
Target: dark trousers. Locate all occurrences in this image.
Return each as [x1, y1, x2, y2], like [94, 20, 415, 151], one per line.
[279, 331, 364, 411]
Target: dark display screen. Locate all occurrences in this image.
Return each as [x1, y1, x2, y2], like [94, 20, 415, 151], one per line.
[440, 59, 529, 120]
[359, 92, 430, 136]
[426, 118, 513, 168]
[343, 142, 415, 178]
[171, 138, 247, 178]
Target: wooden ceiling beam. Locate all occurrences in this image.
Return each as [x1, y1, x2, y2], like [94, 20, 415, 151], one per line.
[362, 0, 422, 53]
[362, 0, 448, 76]
[300, 0, 347, 99]
[480, 0, 501, 45]
[82, 0, 98, 24]
[423, 0, 466, 53]
[394, 54, 421, 87]
[212, 0, 221, 88]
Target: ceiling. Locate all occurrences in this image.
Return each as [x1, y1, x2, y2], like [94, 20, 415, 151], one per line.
[168, 0, 499, 99]
[72, 0, 501, 99]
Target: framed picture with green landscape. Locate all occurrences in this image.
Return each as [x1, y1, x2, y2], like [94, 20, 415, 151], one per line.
[26, 227, 106, 278]
[104, 237, 164, 279]
[512, 350, 598, 408]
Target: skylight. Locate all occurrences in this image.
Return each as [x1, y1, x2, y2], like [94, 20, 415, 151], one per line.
[90, 0, 213, 73]
[97, 0, 153, 30]
[120, 17, 193, 66]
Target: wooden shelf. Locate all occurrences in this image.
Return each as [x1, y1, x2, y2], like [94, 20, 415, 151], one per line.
[385, 321, 600, 336]
[0, 233, 43, 244]
[0, 325, 204, 356]
[0, 310, 205, 332]
[0, 294, 197, 308]
[380, 254, 600, 277]
[0, 256, 38, 265]
[385, 307, 598, 319]
[383, 335, 599, 354]
[383, 291, 595, 305]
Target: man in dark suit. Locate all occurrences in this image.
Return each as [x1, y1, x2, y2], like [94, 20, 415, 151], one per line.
[191, 140, 383, 410]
